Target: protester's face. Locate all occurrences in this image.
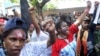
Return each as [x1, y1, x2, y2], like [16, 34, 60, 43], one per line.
[3, 29, 26, 55]
[29, 24, 34, 32]
[60, 22, 69, 35]
[82, 21, 89, 30]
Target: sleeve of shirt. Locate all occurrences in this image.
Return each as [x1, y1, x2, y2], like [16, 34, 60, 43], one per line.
[69, 24, 79, 34]
[20, 40, 47, 56]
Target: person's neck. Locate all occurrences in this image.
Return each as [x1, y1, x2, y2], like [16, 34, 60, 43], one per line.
[58, 34, 67, 39]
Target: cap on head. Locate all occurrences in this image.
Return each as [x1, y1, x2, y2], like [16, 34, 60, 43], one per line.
[83, 17, 90, 21]
[4, 17, 28, 33]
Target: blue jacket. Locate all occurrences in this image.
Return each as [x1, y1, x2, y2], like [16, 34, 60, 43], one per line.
[0, 48, 5, 56]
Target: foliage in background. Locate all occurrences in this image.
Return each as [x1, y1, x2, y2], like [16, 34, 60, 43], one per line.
[10, 0, 19, 4]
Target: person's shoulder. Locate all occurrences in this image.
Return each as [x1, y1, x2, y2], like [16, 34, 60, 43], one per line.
[70, 24, 77, 28]
[0, 47, 4, 52]
[0, 47, 5, 56]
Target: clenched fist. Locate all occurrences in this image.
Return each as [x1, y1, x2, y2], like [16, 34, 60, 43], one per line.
[28, 7, 36, 14]
[45, 21, 55, 33]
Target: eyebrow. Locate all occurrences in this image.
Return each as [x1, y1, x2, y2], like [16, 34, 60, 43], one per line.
[7, 35, 26, 39]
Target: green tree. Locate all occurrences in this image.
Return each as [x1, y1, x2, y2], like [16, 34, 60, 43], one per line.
[43, 1, 57, 11]
[10, 0, 50, 19]
[29, 0, 65, 19]
[10, 0, 64, 20]
[10, 0, 19, 4]
[29, 0, 50, 20]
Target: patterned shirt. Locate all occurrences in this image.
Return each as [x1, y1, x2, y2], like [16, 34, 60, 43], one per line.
[60, 39, 76, 56]
[30, 30, 49, 42]
[20, 40, 51, 56]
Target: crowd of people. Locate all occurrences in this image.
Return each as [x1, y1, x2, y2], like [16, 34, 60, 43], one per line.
[0, 1, 100, 56]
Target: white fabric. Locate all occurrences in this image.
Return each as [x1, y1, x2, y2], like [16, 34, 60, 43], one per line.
[30, 30, 49, 42]
[89, 4, 95, 14]
[93, 4, 100, 24]
[97, 17, 100, 24]
[78, 25, 82, 30]
[60, 39, 76, 56]
[20, 40, 51, 56]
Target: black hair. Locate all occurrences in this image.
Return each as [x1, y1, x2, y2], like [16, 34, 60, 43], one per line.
[60, 14, 72, 26]
[55, 21, 64, 34]
[60, 14, 67, 22]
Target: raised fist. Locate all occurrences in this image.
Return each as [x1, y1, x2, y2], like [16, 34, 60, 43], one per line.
[28, 7, 36, 14]
[94, 1, 100, 7]
[83, 1, 91, 14]
[84, 7, 90, 14]
[45, 21, 55, 33]
[87, 1, 91, 8]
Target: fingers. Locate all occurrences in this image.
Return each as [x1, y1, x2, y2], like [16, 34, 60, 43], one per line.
[84, 7, 90, 14]
[44, 19, 53, 23]
[29, 7, 36, 11]
[41, 19, 53, 26]
[94, 1, 100, 7]
[84, 2, 92, 13]
[83, 1, 92, 14]
[28, 7, 36, 14]
[87, 1, 91, 8]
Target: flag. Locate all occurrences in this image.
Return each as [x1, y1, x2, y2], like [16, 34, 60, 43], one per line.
[20, 0, 32, 28]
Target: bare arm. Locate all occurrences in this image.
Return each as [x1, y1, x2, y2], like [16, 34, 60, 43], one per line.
[41, 19, 53, 26]
[74, 8, 90, 26]
[74, 2, 91, 26]
[29, 7, 40, 34]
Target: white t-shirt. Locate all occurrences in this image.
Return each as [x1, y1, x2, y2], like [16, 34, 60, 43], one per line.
[30, 30, 49, 42]
[20, 40, 51, 56]
[97, 18, 100, 24]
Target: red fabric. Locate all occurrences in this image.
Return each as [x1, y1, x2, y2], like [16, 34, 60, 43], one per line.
[76, 39, 81, 56]
[52, 24, 78, 56]
[0, 18, 5, 24]
[76, 30, 88, 56]
[76, 39, 87, 56]
[82, 40, 87, 55]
